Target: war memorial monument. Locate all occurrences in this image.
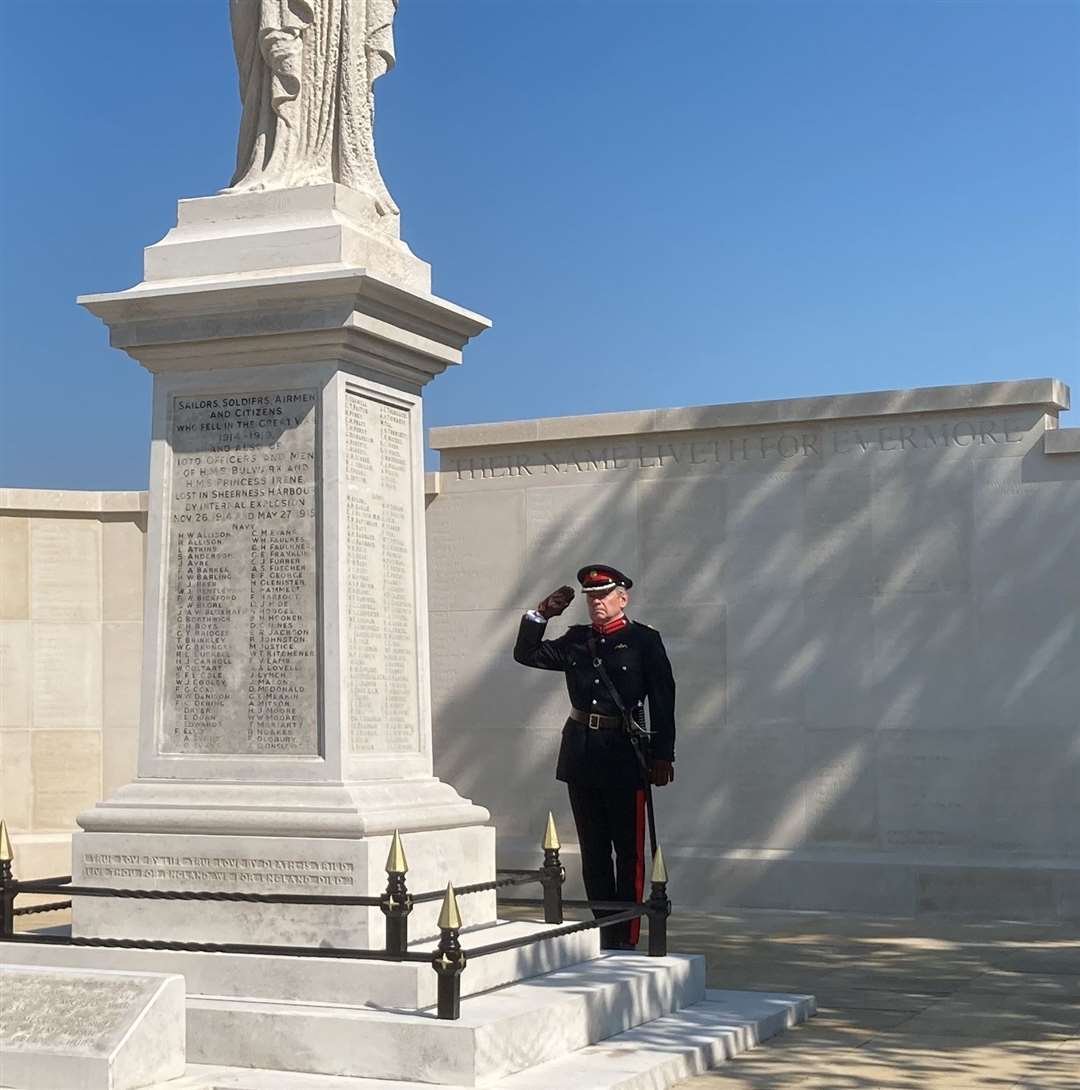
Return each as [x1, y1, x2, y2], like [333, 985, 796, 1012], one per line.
[0, 2, 815, 1087]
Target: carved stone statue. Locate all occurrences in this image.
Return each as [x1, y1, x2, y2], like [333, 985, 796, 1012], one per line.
[227, 0, 400, 224]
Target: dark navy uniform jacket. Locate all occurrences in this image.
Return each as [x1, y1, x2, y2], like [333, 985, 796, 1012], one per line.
[513, 616, 676, 787]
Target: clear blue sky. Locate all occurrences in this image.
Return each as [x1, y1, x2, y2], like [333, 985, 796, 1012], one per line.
[1, 0, 1077, 489]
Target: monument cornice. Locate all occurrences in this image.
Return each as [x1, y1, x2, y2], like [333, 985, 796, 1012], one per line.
[78, 269, 491, 383]
[429, 377, 1071, 450]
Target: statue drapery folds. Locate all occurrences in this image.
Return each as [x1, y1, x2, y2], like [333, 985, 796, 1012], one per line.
[228, 0, 400, 221]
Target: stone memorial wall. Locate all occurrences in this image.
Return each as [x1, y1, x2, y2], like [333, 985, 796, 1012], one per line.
[426, 379, 1080, 920]
[0, 490, 146, 880]
[3, 379, 1078, 919]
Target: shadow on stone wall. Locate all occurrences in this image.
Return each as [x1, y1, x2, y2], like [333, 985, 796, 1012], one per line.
[427, 420, 1080, 923]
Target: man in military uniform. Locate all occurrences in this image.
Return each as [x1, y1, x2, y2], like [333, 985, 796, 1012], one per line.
[513, 565, 676, 949]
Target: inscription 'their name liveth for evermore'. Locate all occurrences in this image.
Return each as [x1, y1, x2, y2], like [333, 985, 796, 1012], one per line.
[164, 390, 319, 757]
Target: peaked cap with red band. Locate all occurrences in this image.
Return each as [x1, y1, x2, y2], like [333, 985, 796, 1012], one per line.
[576, 564, 633, 594]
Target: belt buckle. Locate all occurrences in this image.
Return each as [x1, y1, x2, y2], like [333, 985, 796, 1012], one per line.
[588, 713, 601, 730]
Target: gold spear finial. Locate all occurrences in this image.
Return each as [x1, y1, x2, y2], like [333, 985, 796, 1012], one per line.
[385, 830, 408, 875]
[543, 811, 560, 852]
[650, 845, 668, 884]
[437, 882, 462, 931]
[0, 820, 13, 864]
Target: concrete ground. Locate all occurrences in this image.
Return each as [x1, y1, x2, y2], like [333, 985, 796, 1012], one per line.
[666, 909, 1080, 1090]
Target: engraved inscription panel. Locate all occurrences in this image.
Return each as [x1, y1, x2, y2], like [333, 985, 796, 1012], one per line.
[0, 969, 159, 1054]
[345, 391, 419, 753]
[447, 414, 1035, 482]
[82, 850, 354, 889]
[164, 390, 318, 755]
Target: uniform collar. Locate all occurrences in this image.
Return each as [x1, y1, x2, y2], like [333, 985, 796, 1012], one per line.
[592, 615, 629, 637]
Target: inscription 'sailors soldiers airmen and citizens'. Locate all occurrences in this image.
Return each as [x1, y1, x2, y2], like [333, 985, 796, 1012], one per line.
[514, 567, 677, 950]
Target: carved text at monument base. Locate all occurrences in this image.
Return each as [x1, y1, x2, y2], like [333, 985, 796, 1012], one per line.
[82, 851, 355, 888]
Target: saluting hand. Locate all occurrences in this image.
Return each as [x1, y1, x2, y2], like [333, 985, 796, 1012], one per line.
[649, 759, 675, 787]
[537, 585, 575, 619]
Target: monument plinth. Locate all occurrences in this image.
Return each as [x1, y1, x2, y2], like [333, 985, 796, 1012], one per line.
[73, 182, 495, 943]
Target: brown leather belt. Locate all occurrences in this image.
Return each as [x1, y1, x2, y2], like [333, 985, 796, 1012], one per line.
[569, 707, 623, 730]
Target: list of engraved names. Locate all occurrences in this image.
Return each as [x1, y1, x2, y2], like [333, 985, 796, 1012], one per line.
[164, 390, 319, 755]
[346, 391, 419, 753]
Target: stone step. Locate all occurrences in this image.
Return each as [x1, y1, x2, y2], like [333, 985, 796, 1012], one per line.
[0, 919, 600, 1009]
[151, 989, 815, 1090]
[187, 953, 706, 1085]
[501, 989, 816, 1090]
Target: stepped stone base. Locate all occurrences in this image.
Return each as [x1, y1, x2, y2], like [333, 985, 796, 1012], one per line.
[1, 918, 600, 1010]
[186, 954, 706, 1084]
[151, 990, 815, 1090]
[2, 937, 814, 1087]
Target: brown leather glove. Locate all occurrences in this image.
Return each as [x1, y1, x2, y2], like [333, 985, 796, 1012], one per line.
[649, 759, 675, 787]
[537, 585, 575, 619]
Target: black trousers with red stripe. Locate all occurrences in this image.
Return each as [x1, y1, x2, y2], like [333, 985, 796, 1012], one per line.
[567, 780, 646, 948]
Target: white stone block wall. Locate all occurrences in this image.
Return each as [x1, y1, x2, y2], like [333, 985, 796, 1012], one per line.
[426, 380, 1080, 920]
[0, 490, 147, 879]
[2, 380, 1078, 919]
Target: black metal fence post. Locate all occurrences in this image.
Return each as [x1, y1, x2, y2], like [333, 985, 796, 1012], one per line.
[381, 831, 412, 956]
[646, 845, 671, 957]
[0, 820, 16, 939]
[539, 812, 565, 925]
[432, 883, 466, 1020]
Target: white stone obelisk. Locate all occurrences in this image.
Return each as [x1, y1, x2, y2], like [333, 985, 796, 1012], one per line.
[73, 8, 495, 945]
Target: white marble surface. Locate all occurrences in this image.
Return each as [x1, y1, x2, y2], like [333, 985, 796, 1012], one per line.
[0, 965, 185, 1090]
[184, 954, 706, 1084]
[72, 825, 496, 946]
[75, 203, 492, 939]
[227, 4, 400, 208]
[119, 988, 815, 1090]
[0, 918, 600, 1010]
[142, 188, 430, 293]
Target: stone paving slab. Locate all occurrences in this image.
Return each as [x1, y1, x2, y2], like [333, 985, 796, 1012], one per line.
[667, 909, 1080, 1090]
[808, 988, 943, 1013]
[897, 994, 1080, 1040]
[130, 989, 814, 1090]
[961, 969, 1080, 998]
[996, 946, 1080, 975]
